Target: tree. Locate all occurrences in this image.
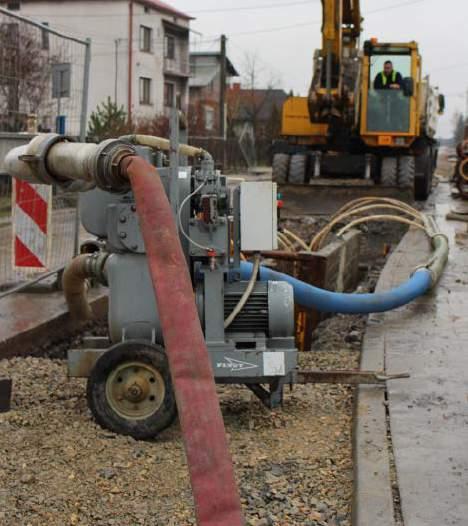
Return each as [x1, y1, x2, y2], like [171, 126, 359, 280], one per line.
[88, 97, 130, 142]
[452, 111, 466, 146]
[0, 23, 53, 132]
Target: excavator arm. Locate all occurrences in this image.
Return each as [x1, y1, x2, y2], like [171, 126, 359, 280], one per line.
[309, 0, 362, 128]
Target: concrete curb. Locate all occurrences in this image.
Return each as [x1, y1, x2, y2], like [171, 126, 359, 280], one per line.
[352, 229, 419, 525]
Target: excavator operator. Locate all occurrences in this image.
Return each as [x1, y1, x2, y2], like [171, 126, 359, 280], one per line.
[374, 60, 403, 90]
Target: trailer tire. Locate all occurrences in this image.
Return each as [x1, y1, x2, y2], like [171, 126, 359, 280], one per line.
[272, 153, 290, 183]
[380, 157, 398, 186]
[87, 341, 177, 440]
[398, 156, 415, 190]
[289, 154, 308, 184]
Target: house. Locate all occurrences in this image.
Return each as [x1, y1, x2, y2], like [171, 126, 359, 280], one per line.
[1, 0, 193, 131]
[189, 51, 239, 136]
[227, 83, 289, 141]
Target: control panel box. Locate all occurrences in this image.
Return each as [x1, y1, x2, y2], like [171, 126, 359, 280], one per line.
[240, 181, 278, 251]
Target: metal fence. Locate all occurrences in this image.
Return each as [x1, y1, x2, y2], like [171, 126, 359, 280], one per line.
[0, 7, 90, 295]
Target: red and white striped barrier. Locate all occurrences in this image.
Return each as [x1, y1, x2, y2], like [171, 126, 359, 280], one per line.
[12, 179, 52, 271]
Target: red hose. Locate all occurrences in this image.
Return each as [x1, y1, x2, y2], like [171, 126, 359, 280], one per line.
[123, 156, 244, 526]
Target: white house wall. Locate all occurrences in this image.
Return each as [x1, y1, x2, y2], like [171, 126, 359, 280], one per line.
[14, 1, 190, 131]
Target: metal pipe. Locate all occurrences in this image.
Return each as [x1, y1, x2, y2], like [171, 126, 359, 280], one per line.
[47, 142, 98, 183]
[62, 253, 108, 321]
[62, 255, 95, 321]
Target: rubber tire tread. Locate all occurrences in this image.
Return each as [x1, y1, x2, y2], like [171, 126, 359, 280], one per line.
[380, 157, 398, 186]
[414, 151, 432, 201]
[398, 156, 416, 190]
[288, 154, 308, 184]
[272, 153, 290, 183]
[87, 343, 177, 440]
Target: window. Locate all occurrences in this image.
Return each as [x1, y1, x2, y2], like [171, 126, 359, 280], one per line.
[164, 82, 174, 107]
[7, 1, 20, 10]
[165, 35, 175, 59]
[139, 77, 152, 105]
[204, 106, 214, 131]
[140, 25, 152, 53]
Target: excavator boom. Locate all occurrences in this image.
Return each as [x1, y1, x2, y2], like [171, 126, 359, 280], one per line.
[309, 0, 362, 126]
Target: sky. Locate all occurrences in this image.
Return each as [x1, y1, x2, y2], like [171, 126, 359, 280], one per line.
[173, 0, 468, 138]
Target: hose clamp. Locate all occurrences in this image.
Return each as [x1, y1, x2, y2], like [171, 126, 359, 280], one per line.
[18, 133, 74, 186]
[94, 139, 137, 193]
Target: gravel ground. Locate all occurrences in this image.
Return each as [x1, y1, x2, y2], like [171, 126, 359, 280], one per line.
[0, 311, 365, 526]
[0, 209, 400, 526]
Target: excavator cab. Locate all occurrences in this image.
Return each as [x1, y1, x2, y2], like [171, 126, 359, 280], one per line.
[360, 41, 421, 148]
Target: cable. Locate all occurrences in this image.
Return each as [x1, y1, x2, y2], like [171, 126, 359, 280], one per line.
[29, 1, 316, 17]
[224, 253, 261, 329]
[281, 228, 310, 251]
[191, 1, 315, 14]
[178, 177, 213, 252]
[221, 0, 434, 37]
[336, 215, 427, 237]
[309, 197, 427, 251]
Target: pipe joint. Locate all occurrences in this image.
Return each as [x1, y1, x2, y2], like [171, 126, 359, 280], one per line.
[9, 133, 71, 187]
[94, 139, 137, 193]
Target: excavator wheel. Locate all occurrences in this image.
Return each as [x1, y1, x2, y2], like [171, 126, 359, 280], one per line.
[272, 153, 290, 183]
[398, 156, 416, 190]
[414, 150, 433, 201]
[380, 157, 398, 186]
[288, 154, 308, 184]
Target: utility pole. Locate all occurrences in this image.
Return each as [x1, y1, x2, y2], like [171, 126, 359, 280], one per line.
[114, 39, 121, 104]
[219, 34, 227, 139]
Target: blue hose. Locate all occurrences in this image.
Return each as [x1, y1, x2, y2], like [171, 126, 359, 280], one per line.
[240, 262, 432, 314]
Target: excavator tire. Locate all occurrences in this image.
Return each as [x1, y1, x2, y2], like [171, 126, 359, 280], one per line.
[288, 154, 308, 184]
[380, 157, 398, 186]
[272, 153, 290, 183]
[398, 156, 416, 190]
[414, 150, 433, 201]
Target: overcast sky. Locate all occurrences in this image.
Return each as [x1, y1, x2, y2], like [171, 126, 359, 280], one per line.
[173, 0, 467, 138]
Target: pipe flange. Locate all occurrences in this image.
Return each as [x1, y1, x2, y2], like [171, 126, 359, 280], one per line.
[94, 139, 137, 193]
[17, 133, 74, 186]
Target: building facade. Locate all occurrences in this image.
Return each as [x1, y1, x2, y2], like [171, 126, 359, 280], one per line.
[3, 0, 192, 127]
[189, 52, 238, 136]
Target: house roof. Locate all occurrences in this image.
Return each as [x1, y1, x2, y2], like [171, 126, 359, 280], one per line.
[137, 0, 193, 20]
[1, 0, 193, 20]
[231, 88, 289, 122]
[190, 52, 239, 80]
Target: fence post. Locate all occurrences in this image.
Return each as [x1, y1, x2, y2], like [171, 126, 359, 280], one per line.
[73, 38, 92, 257]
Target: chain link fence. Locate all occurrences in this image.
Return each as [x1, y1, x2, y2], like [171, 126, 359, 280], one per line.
[0, 7, 90, 295]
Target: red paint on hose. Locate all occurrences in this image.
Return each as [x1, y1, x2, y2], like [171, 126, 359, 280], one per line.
[124, 156, 244, 526]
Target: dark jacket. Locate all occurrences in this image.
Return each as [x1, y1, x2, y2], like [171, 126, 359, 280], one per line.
[373, 71, 403, 90]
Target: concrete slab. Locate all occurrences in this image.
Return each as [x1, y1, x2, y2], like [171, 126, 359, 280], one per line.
[354, 183, 468, 525]
[0, 286, 107, 359]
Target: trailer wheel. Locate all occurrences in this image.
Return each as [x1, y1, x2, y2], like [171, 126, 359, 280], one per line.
[398, 156, 415, 190]
[288, 154, 308, 184]
[87, 341, 177, 440]
[272, 153, 290, 183]
[380, 157, 398, 186]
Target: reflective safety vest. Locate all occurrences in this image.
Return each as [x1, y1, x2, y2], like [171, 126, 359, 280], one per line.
[381, 71, 397, 86]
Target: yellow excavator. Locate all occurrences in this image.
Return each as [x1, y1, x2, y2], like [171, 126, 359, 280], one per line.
[272, 0, 445, 200]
